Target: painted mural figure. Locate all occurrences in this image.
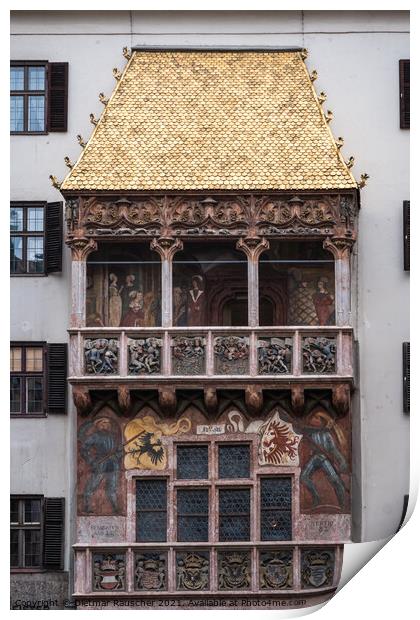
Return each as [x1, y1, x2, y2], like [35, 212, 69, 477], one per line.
[121, 290, 145, 327]
[79, 417, 122, 514]
[121, 274, 136, 316]
[173, 286, 188, 326]
[285, 410, 348, 509]
[312, 277, 334, 326]
[187, 275, 205, 326]
[108, 273, 123, 327]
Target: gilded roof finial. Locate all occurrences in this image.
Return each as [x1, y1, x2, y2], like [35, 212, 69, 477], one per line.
[77, 134, 86, 148]
[113, 68, 122, 80]
[99, 92, 109, 105]
[301, 48, 308, 60]
[346, 156, 355, 169]
[310, 70, 318, 82]
[49, 175, 61, 189]
[358, 173, 370, 188]
[335, 137, 344, 150]
[64, 156, 74, 169]
[89, 113, 98, 126]
[318, 91, 327, 105]
[325, 110, 334, 123]
[123, 46, 132, 60]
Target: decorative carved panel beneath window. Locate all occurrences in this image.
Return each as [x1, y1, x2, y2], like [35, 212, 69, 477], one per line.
[128, 337, 162, 375]
[92, 553, 126, 591]
[260, 550, 293, 590]
[218, 550, 251, 590]
[134, 552, 166, 591]
[84, 338, 119, 374]
[302, 336, 336, 374]
[176, 551, 210, 591]
[258, 337, 293, 374]
[301, 548, 335, 589]
[172, 336, 206, 375]
[214, 336, 249, 375]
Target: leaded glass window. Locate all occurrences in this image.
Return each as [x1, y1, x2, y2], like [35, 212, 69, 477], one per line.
[136, 479, 167, 542]
[177, 488, 209, 542]
[219, 488, 250, 541]
[260, 477, 292, 541]
[177, 445, 208, 479]
[218, 444, 250, 479]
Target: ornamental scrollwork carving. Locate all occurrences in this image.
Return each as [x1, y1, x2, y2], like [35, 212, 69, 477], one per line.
[128, 337, 162, 375]
[84, 338, 119, 375]
[302, 336, 336, 374]
[256, 195, 338, 230]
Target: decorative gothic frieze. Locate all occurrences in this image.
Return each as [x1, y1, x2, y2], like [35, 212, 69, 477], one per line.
[176, 551, 210, 590]
[92, 553, 126, 591]
[218, 551, 251, 590]
[302, 336, 336, 374]
[259, 550, 293, 589]
[172, 336, 206, 375]
[135, 553, 166, 591]
[84, 338, 119, 374]
[301, 548, 335, 589]
[258, 337, 293, 374]
[214, 336, 249, 375]
[128, 337, 162, 375]
[256, 195, 337, 230]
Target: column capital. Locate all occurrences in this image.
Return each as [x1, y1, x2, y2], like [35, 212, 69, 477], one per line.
[66, 230, 98, 261]
[150, 236, 183, 261]
[323, 234, 355, 260]
[236, 236, 269, 260]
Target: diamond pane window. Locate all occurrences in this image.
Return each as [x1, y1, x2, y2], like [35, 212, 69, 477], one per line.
[218, 444, 250, 479]
[219, 488, 250, 541]
[177, 445, 208, 479]
[260, 477, 292, 541]
[136, 479, 167, 542]
[177, 488, 208, 542]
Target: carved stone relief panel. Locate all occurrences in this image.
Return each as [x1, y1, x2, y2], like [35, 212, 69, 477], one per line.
[257, 337, 292, 374]
[300, 548, 335, 589]
[302, 336, 336, 374]
[214, 336, 249, 375]
[172, 335, 206, 375]
[128, 337, 162, 375]
[84, 338, 119, 375]
[92, 553, 126, 591]
[259, 550, 293, 590]
[134, 552, 167, 591]
[176, 551, 210, 591]
[218, 550, 251, 590]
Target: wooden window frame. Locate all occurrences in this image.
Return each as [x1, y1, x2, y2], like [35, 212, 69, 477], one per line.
[399, 59, 410, 130]
[10, 202, 47, 277]
[10, 61, 48, 135]
[10, 495, 44, 572]
[10, 343, 47, 418]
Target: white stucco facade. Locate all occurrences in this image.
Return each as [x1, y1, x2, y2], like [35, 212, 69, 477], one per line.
[10, 11, 409, 587]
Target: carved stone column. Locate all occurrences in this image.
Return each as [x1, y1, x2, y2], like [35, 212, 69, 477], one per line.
[236, 237, 269, 327]
[66, 231, 98, 328]
[150, 237, 183, 328]
[323, 235, 355, 326]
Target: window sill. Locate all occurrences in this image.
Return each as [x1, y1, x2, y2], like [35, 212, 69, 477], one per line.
[11, 131, 48, 136]
[11, 414, 47, 419]
[11, 273, 47, 278]
[11, 568, 47, 574]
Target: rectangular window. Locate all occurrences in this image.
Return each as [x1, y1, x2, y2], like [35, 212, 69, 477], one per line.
[10, 203, 45, 274]
[177, 488, 209, 542]
[10, 345, 45, 415]
[218, 444, 250, 479]
[136, 479, 167, 542]
[260, 477, 292, 541]
[10, 497, 42, 568]
[177, 445, 209, 479]
[10, 63, 46, 133]
[219, 488, 250, 541]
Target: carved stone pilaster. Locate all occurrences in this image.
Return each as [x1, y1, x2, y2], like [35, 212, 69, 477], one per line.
[72, 386, 92, 415]
[66, 230, 98, 261]
[150, 237, 183, 327]
[236, 236, 269, 328]
[245, 386, 263, 417]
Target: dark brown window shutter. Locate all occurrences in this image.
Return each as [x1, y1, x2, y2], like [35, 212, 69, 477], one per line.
[403, 342, 410, 414]
[47, 62, 68, 132]
[45, 202, 63, 273]
[403, 200, 410, 271]
[399, 59, 410, 129]
[47, 343, 67, 414]
[43, 497, 65, 570]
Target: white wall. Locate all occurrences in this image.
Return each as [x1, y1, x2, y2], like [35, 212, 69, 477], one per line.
[10, 10, 409, 544]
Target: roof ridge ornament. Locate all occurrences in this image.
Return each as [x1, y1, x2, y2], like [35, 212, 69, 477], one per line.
[345, 156, 355, 169]
[64, 156, 74, 169]
[358, 173, 370, 188]
[318, 91, 327, 105]
[301, 48, 308, 60]
[335, 137, 344, 150]
[113, 68, 122, 80]
[325, 110, 334, 123]
[77, 134, 86, 148]
[99, 92, 109, 105]
[49, 175, 61, 189]
[309, 70, 318, 82]
[122, 46, 132, 60]
[89, 113, 98, 126]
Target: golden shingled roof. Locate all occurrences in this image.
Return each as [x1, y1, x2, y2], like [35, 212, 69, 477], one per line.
[61, 50, 357, 192]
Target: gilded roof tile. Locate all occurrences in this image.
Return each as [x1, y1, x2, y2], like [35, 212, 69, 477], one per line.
[61, 50, 357, 192]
